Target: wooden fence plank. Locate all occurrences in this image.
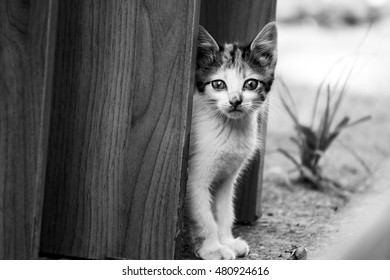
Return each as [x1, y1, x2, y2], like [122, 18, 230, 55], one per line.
[0, 0, 58, 259]
[40, 0, 199, 259]
[200, 0, 277, 223]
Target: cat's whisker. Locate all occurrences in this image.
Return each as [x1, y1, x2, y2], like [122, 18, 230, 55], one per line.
[268, 101, 295, 122]
[249, 100, 282, 121]
[267, 107, 284, 120]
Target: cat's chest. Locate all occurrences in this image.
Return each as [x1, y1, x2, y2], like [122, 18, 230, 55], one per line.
[194, 116, 257, 163]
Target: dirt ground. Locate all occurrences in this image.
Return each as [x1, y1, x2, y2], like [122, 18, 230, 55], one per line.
[237, 157, 390, 260]
[235, 183, 345, 260]
[179, 17, 390, 260]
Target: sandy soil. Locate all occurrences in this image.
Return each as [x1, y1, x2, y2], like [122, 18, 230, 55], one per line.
[236, 184, 345, 260]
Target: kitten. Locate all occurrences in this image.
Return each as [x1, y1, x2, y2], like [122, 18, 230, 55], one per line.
[186, 23, 277, 260]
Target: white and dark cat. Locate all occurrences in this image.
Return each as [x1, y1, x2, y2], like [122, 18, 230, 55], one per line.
[186, 23, 278, 260]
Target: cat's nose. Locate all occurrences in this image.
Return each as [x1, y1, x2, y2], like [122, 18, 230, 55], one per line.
[229, 97, 242, 108]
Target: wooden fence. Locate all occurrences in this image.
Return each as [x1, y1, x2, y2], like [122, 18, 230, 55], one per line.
[0, 0, 276, 259]
[0, 0, 58, 259]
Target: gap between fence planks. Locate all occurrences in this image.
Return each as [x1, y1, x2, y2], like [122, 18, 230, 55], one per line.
[0, 0, 58, 259]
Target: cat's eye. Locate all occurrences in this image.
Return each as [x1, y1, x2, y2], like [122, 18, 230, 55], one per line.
[243, 79, 260, 90]
[211, 80, 227, 91]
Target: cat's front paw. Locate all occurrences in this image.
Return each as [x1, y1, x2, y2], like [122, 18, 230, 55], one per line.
[197, 243, 236, 260]
[222, 238, 250, 258]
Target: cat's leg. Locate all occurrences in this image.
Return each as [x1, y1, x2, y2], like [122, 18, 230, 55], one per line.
[214, 173, 249, 258]
[187, 168, 236, 260]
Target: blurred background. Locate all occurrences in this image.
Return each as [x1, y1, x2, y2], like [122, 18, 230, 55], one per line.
[267, 0, 390, 185]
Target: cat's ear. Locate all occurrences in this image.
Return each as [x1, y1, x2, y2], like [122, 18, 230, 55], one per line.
[197, 26, 220, 73]
[249, 22, 277, 66]
[198, 25, 219, 51]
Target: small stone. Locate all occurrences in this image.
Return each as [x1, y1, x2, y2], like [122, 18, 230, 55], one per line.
[287, 247, 308, 260]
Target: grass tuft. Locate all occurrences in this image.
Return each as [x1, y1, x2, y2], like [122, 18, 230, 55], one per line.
[277, 57, 371, 200]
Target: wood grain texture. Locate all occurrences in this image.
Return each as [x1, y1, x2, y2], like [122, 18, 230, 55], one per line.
[0, 0, 58, 259]
[200, 0, 277, 223]
[40, 0, 199, 259]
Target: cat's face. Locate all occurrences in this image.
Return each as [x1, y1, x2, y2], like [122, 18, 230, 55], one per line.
[195, 23, 278, 120]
